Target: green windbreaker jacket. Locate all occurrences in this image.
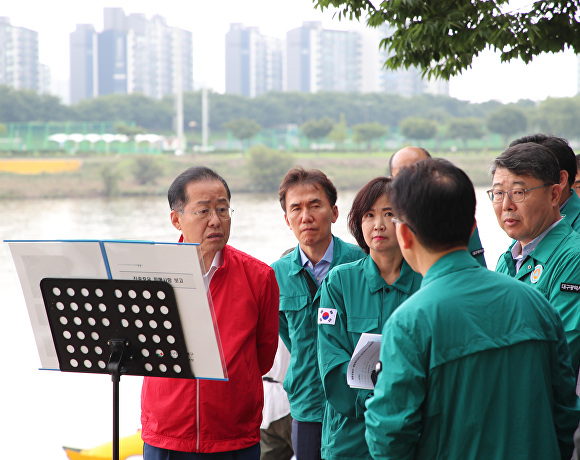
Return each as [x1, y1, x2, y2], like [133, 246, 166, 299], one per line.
[272, 235, 364, 422]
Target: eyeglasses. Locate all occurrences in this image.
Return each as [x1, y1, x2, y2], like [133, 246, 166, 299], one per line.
[486, 184, 551, 203]
[391, 216, 416, 234]
[179, 206, 234, 221]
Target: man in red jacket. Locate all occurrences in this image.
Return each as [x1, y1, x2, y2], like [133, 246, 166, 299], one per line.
[141, 166, 280, 460]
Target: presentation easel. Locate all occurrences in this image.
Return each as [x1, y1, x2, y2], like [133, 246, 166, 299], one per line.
[40, 277, 194, 460]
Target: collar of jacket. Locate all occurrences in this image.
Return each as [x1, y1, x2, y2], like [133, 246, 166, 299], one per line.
[422, 250, 480, 289]
[288, 235, 342, 276]
[364, 255, 416, 296]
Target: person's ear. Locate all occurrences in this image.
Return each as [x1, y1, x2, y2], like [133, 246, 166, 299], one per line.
[331, 205, 339, 224]
[170, 210, 182, 231]
[560, 170, 569, 190]
[396, 222, 414, 250]
[551, 183, 562, 208]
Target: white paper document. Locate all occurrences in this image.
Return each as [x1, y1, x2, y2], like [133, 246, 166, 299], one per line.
[347, 333, 382, 389]
[6, 239, 227, 380]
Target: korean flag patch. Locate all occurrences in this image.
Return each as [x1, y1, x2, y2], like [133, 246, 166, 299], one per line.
[318, 308, 337, 325]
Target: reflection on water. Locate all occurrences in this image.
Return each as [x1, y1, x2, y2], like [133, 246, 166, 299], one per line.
[0, 189, 508, 460]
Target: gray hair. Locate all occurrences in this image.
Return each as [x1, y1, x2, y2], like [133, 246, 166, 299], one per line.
[490, 142, 560, 185]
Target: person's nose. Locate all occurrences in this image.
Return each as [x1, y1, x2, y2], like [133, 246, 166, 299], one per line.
[208, 210, 221, 226]
[374, 217, 386, 230]
[501, 193, 516, 211]
[301, 209, 314, 223]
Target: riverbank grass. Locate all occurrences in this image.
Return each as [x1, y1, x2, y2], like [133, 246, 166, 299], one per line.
[0, 150, 501, 199]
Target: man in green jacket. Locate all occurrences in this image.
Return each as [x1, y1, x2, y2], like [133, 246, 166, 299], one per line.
[365, 158, 580, 460]
[575, 154, 580, 197]
[272, 167, 364, 460]
[388, 146, 487, 267]
[491, 142, 580, 373]
[509, 133, 580, 232]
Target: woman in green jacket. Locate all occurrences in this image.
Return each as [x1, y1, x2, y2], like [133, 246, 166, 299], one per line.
[317, 176, 422, 460]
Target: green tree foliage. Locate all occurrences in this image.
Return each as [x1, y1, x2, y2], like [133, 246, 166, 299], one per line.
[447, 117, 485, 148]
[352, 122, 388, 150]
[315, 0, 580, 79]
[533, 97, 580, 140]
[115, 122, 146, 139]
[209, 93, 258, 128]
[246, 145, 295, 193]
[328, 113, 349, 147]
[132, 156, 164, 185]
[487, 106, 528, 146]
[300, 116, 335, 141]
[3, 86, 579, 147]
[0, 86, 526, 134]
[222, 118, 262, 141]
[399, 117, 438, 141]
[0, 85, 72, 122]
[75, 94, 173, 130]
[254, 91, 310, 125]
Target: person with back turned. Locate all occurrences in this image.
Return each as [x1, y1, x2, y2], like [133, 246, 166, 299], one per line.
[388, 146, 486, 267]
[365, 158, 580, 460]
[141, 166, 279, 460]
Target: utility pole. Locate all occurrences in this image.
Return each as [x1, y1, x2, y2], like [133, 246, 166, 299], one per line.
[201, 86, 209, 151]
[174, 29, 185, 155]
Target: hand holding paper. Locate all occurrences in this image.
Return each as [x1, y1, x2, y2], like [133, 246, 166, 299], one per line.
[347, 333, 381, 390]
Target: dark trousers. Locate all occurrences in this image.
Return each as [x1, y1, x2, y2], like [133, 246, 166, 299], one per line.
[144, 442, 260, 460]
[260, 414, 294, 460]
[291, 419, 322, 460]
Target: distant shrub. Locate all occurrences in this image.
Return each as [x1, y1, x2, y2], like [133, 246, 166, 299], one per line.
[132, 155, 163, 185]
[246, 145, 295, 193]
[101, 164, 120, 197]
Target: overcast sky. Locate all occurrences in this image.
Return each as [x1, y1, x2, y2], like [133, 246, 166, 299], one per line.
[2, 0, 578, 103]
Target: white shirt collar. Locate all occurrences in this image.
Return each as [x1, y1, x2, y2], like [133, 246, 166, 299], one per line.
[203, 250, 223, 289]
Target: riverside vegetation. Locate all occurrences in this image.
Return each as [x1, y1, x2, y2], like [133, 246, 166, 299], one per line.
[0, 146, 500, 200]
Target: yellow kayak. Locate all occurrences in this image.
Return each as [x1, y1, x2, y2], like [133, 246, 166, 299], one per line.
[63, 430, 143, 460]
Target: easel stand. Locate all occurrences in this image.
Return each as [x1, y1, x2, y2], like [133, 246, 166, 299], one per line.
[40, 278, 195, 460]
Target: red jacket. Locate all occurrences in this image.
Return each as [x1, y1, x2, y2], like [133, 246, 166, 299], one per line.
[141, 245, 279, 453]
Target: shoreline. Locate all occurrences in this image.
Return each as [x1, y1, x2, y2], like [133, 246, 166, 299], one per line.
[0, 150, 499, 199]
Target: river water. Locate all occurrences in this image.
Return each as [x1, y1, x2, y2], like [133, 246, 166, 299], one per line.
[0, 189, 509, 459]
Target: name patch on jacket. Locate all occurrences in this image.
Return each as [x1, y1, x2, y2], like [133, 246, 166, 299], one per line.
[471, 248, 484, 257]
[561, 283, 580, 293]
[318, 308, 337, 325]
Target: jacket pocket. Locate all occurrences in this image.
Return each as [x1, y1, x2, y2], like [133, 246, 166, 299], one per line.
[279, 294, 310, 312]
[280, 295, 313, 344]
[347, 316, 379, 334]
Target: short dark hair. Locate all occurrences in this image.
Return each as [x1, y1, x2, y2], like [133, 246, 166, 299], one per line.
[279, 167, 337, 212]
[491, 142, 560, 185]
[348, 177, 393, 254]
[510, 133, 577, 188]
[168, 166, 231, 211]
[391, 158, 475, 251]
[388, 147, 431, 175]
[576, 154, 580, 171]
